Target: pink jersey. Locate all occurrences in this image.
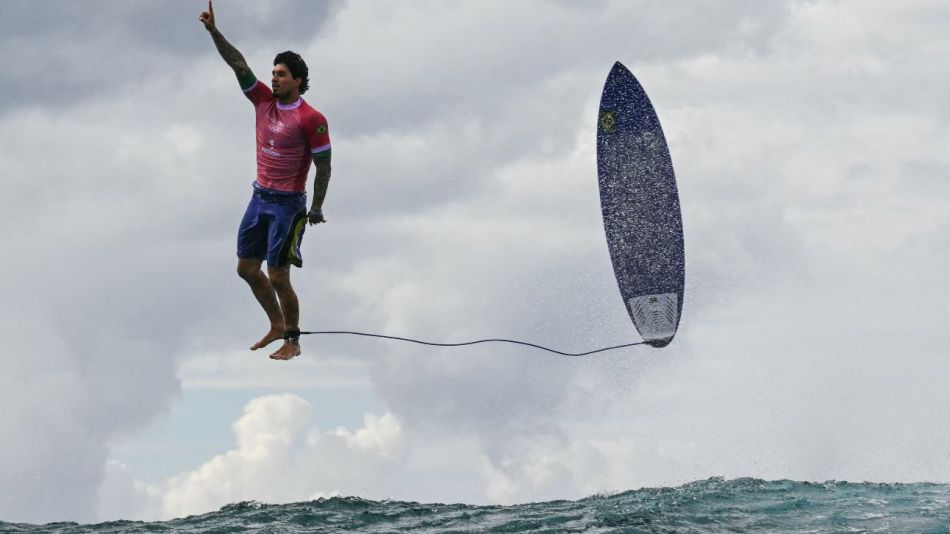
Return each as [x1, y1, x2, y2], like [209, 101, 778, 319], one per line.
[244, 80, 331, 192]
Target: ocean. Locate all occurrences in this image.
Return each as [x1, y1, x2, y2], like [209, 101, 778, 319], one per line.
[2, 478, 948, 533]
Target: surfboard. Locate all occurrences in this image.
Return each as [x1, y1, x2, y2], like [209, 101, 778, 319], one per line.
[597, 62, 685, 348]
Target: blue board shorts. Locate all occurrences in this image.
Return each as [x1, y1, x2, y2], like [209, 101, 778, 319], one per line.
[237, 183, 308, 268]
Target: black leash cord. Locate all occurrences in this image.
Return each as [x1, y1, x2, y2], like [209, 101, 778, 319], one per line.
[296, 330, 645, 357]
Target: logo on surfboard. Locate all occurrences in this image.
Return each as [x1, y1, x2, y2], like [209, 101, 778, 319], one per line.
[599, 111, 617, 133]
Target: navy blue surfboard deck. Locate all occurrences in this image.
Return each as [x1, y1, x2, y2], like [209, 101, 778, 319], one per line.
[597, 62, 685, 347]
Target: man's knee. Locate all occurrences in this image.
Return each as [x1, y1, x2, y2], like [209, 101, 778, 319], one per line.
[267, 265, 292, 292]
[237, 258, 263, 281]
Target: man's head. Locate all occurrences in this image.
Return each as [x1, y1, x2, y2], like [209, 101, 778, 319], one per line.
[271, 50, 309, 101]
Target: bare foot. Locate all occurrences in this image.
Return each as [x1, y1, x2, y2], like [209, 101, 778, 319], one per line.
[269, 340, 301, 361]
[251, 326, 285, 350]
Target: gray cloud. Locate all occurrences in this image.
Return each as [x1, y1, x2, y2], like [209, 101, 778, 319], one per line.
[0, 0, 339, 116]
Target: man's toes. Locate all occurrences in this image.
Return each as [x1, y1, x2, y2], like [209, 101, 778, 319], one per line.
[252, 330, 284, 350]
[269, 344, 300, 360]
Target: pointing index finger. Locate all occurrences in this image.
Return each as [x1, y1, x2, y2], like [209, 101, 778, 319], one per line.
[208, 0, 213, 15]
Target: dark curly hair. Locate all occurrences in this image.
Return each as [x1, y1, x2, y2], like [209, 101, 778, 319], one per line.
[274, 50, 309, 94]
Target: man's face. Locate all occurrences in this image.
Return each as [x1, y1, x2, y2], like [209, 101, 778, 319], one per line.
[271, 63, 300, 99]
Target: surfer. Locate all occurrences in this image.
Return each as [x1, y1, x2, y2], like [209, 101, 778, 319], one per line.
[199, 0, 332, 361]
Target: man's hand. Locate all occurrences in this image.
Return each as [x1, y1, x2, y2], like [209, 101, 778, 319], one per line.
[198, 0, 216, 32]
[308, 208, 326, 226]
[200, 0, 251, 77]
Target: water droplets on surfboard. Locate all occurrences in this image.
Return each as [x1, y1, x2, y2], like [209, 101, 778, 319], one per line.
[597, 62, 685, 348]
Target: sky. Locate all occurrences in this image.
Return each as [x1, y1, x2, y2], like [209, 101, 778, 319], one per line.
[0, 0, 948, 525]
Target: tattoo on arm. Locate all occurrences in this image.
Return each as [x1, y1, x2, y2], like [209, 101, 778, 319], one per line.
[311, 156, 332, 209]
[209, 28, 251, 78]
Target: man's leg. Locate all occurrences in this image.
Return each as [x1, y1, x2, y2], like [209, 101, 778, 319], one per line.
[267, 264, 302, 360]
[237, 257, 286, 350]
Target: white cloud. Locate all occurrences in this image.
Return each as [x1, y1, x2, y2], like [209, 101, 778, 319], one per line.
[97, 460, 163, 522]
[155, 394, 405, 519]
[333, 413, 403, 458]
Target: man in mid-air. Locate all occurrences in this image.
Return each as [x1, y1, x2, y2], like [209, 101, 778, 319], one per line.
[199, 0, 331, 361]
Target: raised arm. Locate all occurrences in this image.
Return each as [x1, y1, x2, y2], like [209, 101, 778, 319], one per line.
[199, 0, 255, 87]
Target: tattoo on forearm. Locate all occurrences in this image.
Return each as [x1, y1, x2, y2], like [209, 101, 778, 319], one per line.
[210, 29, 250, 76]
[313, 173, 331, 207]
